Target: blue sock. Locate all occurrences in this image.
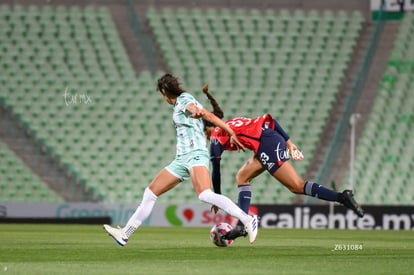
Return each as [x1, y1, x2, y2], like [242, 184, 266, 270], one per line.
[237, 185, 251, 227]
[238, 185, 251, 214]
[303, 181, 338, 202]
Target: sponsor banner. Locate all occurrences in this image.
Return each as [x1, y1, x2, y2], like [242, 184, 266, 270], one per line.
[371, 0, 414, 11]
[1, 203, 413, 230]
[0, 203, 142, 225]
[257, 204, 414, 230]
[0, 202, 237, 227]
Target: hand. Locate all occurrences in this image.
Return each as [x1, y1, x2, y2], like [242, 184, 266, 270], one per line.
[189, 106, 205, 118]
[290, 149, 304, 161]
[286, 140, 304, 161]
[211, 205, 219, 214]
[230, 135, 246, 152]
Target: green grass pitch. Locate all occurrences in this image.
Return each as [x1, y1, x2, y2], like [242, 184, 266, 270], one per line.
[0, 224, 413, 275]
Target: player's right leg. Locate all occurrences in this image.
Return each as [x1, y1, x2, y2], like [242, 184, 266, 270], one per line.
[190, 164, 258, 243]
[103, 168, 181, 246]
[103, 225, 128, 246]
[337, 190, 364, 217]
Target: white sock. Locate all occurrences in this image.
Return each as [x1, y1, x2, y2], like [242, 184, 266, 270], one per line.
[198, 189, 250, 225]
[123, 187, 158, 237]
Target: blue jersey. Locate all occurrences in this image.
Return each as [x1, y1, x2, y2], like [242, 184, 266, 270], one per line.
[172, 92, 207, 156]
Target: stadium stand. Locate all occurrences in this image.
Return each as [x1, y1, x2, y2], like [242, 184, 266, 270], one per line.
[5, 4, 394, 205]
[147, 7, 364, 203]
[342, 12, 414, 205]
[0, 4, 177, 203]
[0, 140, 62, 202]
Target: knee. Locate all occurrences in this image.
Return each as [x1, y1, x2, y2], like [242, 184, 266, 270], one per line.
[198, 189, 215, 203]
[285, 180, 306, 194]
[235, 173, 250, 185]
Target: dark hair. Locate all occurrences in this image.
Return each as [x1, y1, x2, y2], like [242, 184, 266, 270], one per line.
[202, 84, 224, 128]
[157, 73, 185, 97]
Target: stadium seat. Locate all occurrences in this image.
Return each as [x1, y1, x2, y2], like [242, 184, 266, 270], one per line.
[0, 141, 62, 202]
[0, 4, 170, 203]
[0, 5, 368, 204]
[342, 13, 414, 204]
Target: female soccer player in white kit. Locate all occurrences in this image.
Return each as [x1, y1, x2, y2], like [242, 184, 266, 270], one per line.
[103, 74, 258, 245]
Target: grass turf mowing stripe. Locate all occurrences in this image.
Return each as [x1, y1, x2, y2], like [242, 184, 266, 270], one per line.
[0, 224, 413, 274]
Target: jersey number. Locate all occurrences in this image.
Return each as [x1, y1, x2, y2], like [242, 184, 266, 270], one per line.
[227, 118, 252, 127]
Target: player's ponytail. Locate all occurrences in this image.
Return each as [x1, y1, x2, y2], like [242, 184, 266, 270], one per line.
[202, 84, 224, 129]
[202, 84, 224, 119]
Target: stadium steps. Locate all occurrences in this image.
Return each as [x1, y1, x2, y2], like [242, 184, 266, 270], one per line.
[0, 103, 97, 202]
[294, 20, 374, 203]
[108, 1, 167, 73]
[0, 135, 63, 203]
[332, 21, 401, 188]
[341, 13, 414, 204]
[105, 4, 146, 74]
[128, 1, 170, 72]
[304, 21, 373, 181]
[0, 4, 158, 203]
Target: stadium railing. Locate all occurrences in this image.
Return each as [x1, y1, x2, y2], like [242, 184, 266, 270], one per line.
[313, 1, 386, 195]
[341, 11, 414, 205]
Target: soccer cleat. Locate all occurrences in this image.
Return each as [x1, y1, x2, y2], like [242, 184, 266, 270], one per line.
[340, 190, 364, 218]
[245, 215, 258, 244]
[103, 224, 128, 246]
[222, 225, 247, 240]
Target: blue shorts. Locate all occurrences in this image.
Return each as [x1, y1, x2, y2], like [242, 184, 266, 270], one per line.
[165, 150, 210, 181]
[257, 128, 290, 174]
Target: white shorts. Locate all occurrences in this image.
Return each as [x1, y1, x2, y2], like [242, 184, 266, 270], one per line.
[165, 150, 209, 181]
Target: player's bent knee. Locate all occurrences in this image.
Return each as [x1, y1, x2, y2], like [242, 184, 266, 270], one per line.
[198, 189, 215, 203]
[235, 174, 249, 185]
[286, 181, 305, 194]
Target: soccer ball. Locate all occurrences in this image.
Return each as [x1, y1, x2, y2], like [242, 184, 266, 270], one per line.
[210, 223, 234, 247]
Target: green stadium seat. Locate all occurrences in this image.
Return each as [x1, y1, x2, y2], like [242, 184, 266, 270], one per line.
[342, 13, 414, 204]
[0, 5, 168, 203]
[0, 5, 369, 204]
[0, 141, 62, 202]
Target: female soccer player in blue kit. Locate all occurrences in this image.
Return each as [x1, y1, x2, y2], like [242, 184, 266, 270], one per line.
[103, 74, 259, 245]
[202, 86, 364, 240]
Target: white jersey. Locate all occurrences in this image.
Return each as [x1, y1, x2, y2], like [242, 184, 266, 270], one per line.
[172, 92, 208, 156]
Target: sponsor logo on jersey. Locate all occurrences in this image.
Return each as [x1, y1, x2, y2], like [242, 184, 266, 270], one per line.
[275, 142, 289, 162]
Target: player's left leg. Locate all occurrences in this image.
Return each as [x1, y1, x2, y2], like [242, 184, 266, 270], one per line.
[104, 168, 181, 246]
[235, 155, 265, 212]
[224, 156, 265, 240]
[273, 162, 364, 217]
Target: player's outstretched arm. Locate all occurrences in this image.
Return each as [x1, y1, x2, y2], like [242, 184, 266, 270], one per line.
[202, 109, 245, 152]
[184, 103, 245, 151]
